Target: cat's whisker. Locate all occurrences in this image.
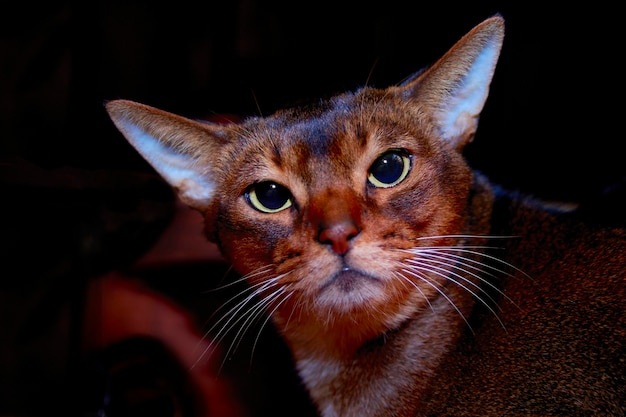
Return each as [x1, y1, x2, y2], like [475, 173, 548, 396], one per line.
[418, 246, 533, 282]
[215, 278, 283, 334]
[400, 267, 475, 334]
[395, 236, 530, 330]
[281, 284, 303, 330]
[393, 271, 436, 314]
[404, 255, 503, 311]
[415, 247, 512, 277]
[192, 280, 276, 369]
[364, 56, 379, 87]
[203, 264, 236, 292]
[405, 249, 519, 309]
[365, 90, 393, 127]
[192, 269, 286, 368]
[404, 234, 533, 281]
[221, 285, 289, 371]
[206, 265, 274, 292]
[200, 267, 297, 372]
[199, 272, 277, 335]
[250, 88, 263, 118]
[224, 284, 283, 351]
[401, 259, 507, 330]
[411, 234, 518, 241]
[416, 249, 503, 279]
[248, 290, 296, 369]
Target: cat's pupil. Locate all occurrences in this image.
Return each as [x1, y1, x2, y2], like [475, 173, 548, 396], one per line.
[368, 150, 411, 188]
[247, 181, 293, 213]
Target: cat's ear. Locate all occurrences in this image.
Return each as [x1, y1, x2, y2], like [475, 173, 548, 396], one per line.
[400, 15, 504, 150]
[105, 100, 228, 211]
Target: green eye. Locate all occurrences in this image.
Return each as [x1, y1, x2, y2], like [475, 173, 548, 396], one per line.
[368, 150, 411, 188]
[246, 181, 293, 213]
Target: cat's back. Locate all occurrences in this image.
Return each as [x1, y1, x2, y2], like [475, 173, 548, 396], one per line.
[421, 191, 626, 416]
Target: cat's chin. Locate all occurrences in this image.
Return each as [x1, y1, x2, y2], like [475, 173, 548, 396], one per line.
[316, 268, 383, 309]
[323, 268, 379, 293]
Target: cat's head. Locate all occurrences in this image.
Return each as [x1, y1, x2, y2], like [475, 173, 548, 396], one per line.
[106, 16, 504, 355]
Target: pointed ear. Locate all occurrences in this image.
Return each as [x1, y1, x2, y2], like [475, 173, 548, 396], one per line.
[105, 99, 228, 211]
[400, 15, 504, 150]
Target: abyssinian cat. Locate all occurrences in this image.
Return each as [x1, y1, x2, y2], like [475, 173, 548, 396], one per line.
[105, 15, 625, 417]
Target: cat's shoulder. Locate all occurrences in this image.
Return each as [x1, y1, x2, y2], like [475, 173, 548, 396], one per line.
[491, 178, 626, 231]
[488, 180, 626, 283]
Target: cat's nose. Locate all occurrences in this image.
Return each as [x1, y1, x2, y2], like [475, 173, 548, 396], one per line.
[318, 221, 360, 255]
[308, 187, 362, 255]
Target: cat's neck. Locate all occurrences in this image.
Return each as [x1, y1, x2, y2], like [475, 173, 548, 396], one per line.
[284, 173, 496, 417]
[295, 290, 474, 417]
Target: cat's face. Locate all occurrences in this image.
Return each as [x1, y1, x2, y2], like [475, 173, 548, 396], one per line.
[207, 87, 475, 349]
[105, 15, 504, 356]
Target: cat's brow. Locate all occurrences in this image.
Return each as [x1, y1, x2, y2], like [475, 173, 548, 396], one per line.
[293, 118, 335, 157]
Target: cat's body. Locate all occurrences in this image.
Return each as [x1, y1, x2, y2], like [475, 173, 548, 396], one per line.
[407, 188, 626, 416]
[106, 16, 625, 417]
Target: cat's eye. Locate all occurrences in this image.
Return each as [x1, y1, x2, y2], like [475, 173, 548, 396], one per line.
[246, 181, 293, 213]
[368, 150, 411, 188]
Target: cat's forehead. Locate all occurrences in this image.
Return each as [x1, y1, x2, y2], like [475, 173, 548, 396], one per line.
[229, 87, 432, 188]
[259, 88, 417, 152]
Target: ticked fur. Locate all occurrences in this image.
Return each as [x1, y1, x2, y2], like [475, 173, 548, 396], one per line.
[106, 15, 626, 417]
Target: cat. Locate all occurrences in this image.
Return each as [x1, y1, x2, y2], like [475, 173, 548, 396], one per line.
[105, 15, 626, 417]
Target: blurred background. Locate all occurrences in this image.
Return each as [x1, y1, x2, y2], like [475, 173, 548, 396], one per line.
[1, 1, 623, 416]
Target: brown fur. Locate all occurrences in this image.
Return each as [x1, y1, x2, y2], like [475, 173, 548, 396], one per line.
[106, 15, 625, 417]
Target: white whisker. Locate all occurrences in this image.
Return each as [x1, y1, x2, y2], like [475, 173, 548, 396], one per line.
[412, 234, 518, 241]
[224, 284, 284, 351]
[248, 290, 295, 369]
[396, 235, 532, 331]
[413, 249, 519, 308]
[404, 259, 506, 330]
[192, 267, 291, 370]
[222, 285, 288, 371]
[192, 280, 273, 369]
[417, 246, 532, 281]
[199, 277, 276, 343]
[393, 271, 435, 313]
[207, 265, 274, 292]
[400, 267, 474, 334]
[405, 255, 503, 310]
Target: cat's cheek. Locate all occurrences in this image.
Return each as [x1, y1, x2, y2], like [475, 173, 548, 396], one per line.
[381, 191, 440, 237]
[201, 200, 221, 242]
[272, 235, 332, 276]
[385, 180, 469, 239]
[215, 218, 290, 274]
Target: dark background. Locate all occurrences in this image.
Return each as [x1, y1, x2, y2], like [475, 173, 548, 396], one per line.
[1, 1, 623, 417]
[3, 2, 624, 199]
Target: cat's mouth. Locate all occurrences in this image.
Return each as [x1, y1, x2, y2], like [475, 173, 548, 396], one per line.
[320, 267, 380, 294]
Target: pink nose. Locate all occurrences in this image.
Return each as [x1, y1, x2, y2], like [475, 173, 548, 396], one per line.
[307, 187, 363, 256]
[318, 221, 360, 255]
